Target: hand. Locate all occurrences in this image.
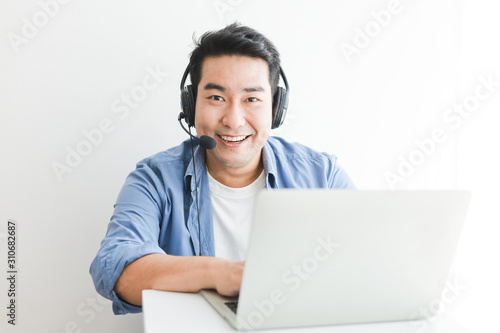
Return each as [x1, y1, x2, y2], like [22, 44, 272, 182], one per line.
[214, 260, 245, 296]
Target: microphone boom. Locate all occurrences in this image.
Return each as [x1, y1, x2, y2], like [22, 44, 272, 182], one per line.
[178, 113, 216, 150]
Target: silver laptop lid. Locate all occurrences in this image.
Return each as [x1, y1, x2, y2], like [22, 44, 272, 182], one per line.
[235, 190, 470, 330]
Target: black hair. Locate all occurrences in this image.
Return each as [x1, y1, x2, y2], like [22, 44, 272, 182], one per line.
[188, 23, 281, 98]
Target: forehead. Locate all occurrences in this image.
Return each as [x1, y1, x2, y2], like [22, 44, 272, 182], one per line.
[199, 55, 271, 88]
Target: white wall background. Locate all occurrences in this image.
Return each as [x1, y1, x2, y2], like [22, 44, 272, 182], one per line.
[0, 0, 498, 332]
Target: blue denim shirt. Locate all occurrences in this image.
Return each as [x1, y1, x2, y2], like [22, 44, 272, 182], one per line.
[89, 136, 355, 314]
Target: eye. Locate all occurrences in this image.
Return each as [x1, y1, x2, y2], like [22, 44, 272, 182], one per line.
[246, 97, 259, 102]
[208, 95, 224, 101]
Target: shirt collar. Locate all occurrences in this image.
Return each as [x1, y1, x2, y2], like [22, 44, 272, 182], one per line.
[184, 141, 207, 191]
[263, 140, 279, 189]
[184, 139, 279, 190]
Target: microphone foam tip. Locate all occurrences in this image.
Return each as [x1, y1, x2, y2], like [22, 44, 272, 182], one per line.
[199, 135, 216, 150]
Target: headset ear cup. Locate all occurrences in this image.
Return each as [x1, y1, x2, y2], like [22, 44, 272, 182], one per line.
[272, 87, 287, 129]
[181, 85, 196, 127]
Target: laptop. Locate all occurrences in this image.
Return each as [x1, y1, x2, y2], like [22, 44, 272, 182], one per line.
[201, 189, 471, 331]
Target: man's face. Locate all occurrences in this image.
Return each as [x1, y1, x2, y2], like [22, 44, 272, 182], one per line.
[194, 55, 273, 173]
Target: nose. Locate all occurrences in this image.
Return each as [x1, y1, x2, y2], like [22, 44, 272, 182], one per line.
[221, 100, 246, 129]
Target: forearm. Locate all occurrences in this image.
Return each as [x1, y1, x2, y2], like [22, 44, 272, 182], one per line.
[114, 253, 242, 306]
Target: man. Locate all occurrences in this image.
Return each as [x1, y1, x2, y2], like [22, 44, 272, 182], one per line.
[90, 23, 355, 315]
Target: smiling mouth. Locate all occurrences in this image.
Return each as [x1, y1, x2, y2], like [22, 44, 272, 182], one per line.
[219, 135, 249, 143]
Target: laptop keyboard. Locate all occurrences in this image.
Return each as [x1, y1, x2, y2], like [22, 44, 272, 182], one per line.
[225, 301, 238, 314]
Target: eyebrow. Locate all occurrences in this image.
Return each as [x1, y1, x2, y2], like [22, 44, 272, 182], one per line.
[203, 83, 266, 93]
[204, 83, 226, 92]
[243, 86, 265, 93]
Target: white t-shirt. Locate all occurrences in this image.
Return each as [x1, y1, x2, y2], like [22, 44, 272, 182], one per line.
[207, 171, 266, 262]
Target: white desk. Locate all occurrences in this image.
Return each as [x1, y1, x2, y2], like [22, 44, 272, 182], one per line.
[142, 290, 472, 333]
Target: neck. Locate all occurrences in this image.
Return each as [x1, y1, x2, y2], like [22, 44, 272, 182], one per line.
[205, 157, 264, 188]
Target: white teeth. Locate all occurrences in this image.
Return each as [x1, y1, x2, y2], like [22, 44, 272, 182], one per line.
[221, 135, 247, 142]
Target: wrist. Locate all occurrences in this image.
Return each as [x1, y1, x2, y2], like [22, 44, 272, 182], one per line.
[204, 256, 224, 290]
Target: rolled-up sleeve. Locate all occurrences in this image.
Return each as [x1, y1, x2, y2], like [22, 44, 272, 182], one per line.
[89, 162, 168, 314]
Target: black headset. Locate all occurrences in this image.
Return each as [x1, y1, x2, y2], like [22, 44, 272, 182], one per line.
[179, 64, 290, 129]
